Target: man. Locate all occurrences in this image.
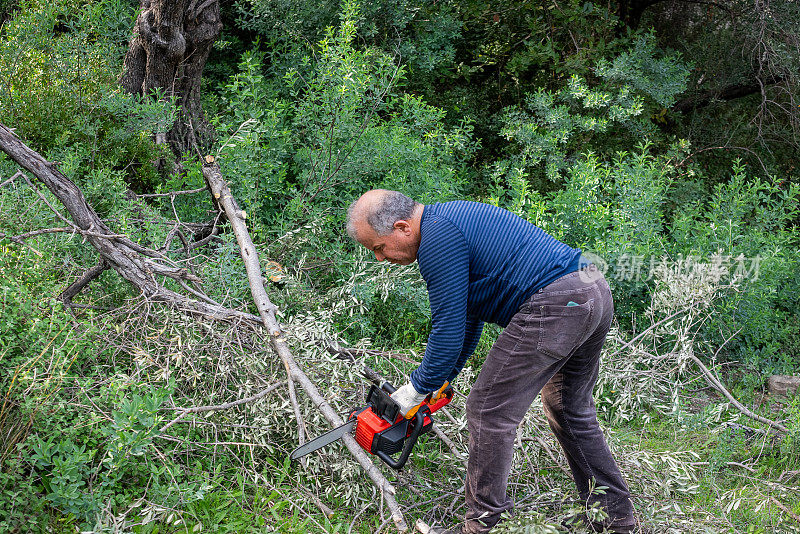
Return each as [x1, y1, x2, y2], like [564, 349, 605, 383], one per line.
[346, 189, 636, 534]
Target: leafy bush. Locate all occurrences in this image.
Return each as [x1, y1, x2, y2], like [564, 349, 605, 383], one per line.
[201, 0, 476, 346]
[668, 163, 800, 372]
[234, 0, 460, 81]
[490, 144, 799, 373]
[0, 0, 171, 199]
[497, 34, 689, 185]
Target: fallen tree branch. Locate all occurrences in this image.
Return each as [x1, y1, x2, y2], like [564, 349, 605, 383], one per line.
[0, 124, 411, 531]
[60, 259, 109, 307]
[606, 308, 686, 359]
[201, 160, 410, 532]
[687, 353, 788, 434]
[620, 333, 788, 434]
[431, 424, 467, 468]
[285, 372, 308, 467]
[199, 160, 310, 462]
[770, 496, 800, 524]
[300, 487, 335, 519]
[0, 124, 202, 291]
[0, 123, 270, 326]
[0, 170, 23, 188]
[160, 380, 286, 434]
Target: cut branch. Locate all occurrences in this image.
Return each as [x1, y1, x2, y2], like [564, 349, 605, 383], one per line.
[136, 187, 206, 198]
[431, 424, 468, 468]
[201, 161, 409, 531]
[0, 170, 23, 188]
[770, 496, 800, 524]
[687, 353, 788, 434]
[6, 227, 72, 241]
[0, 122, 268, 326]
[0, 124, 410, 531]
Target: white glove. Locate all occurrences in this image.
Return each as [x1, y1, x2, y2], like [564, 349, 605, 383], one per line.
[390, 382, 426, 417]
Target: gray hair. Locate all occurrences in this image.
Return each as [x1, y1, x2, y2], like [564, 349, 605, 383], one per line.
[346, 190, 418, 240]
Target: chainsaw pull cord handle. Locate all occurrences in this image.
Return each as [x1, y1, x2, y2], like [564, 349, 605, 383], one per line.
[376, 409, 425, 470]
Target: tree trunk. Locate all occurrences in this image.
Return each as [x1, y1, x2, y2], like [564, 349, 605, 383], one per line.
[120, 0, 222, 156]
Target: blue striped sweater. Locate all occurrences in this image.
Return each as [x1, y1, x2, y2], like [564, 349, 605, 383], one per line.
[409, 201, 582, 393]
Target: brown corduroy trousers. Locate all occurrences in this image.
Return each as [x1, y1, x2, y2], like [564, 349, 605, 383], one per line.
[463, 265, 635, 533]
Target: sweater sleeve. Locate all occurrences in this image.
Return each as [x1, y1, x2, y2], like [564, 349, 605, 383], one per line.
[410, 217, 470, 393]
[446, 316, 484, 383]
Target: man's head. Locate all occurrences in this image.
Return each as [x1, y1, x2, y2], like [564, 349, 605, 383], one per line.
[346, 189, 422, 265]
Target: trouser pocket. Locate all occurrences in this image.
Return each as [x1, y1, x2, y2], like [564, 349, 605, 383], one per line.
[536, 299, 594, 359]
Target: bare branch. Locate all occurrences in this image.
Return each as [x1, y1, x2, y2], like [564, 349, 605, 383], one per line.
[770, 496, 800, 523]
[60, 260, 109, 307]
[431, 424, 468, 468]
[135, 187, 206, 198]
[0, 170, 23, 188]
[687, 352, 787, 433]
[6, 227, 72, 240]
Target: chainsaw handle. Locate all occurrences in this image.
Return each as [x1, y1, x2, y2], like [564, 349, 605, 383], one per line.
[376, 409, 424, 470]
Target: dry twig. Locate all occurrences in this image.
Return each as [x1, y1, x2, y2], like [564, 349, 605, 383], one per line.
[687, 353, 788, 433]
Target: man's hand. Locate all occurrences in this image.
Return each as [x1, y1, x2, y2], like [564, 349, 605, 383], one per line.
[390, 382, 426, 417]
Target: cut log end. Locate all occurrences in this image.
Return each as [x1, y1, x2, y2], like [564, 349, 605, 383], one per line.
[768, 375, 800, 396]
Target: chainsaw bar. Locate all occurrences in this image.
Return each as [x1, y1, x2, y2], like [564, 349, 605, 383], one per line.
[290, 418, 357, 460]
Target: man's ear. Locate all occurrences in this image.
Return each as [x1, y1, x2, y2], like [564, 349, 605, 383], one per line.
[393, 220, 411, 235]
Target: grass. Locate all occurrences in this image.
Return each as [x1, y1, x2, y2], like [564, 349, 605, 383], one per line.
[609, 393, 800, 533]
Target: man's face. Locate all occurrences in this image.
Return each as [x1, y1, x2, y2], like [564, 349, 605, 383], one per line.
[355, 220, 418, 265]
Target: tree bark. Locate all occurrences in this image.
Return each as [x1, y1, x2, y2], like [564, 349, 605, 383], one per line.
[59, 260, 109, 306]
[120, 0, 222, 155]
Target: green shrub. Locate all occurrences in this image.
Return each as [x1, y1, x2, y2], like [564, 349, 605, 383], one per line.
[0, 0, 170, 198]
[496, 33, 689, 186]
[235, 0, 460, 82]
[490, 145, 800, 373]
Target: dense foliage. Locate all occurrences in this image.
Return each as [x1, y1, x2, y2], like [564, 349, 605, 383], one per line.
[1, 0, 799, 532]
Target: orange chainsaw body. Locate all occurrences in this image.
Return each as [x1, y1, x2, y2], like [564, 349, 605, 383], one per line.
[348, 383, 453, 468]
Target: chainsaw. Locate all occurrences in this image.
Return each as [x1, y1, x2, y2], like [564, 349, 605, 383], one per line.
[290, 378, 453, 470]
